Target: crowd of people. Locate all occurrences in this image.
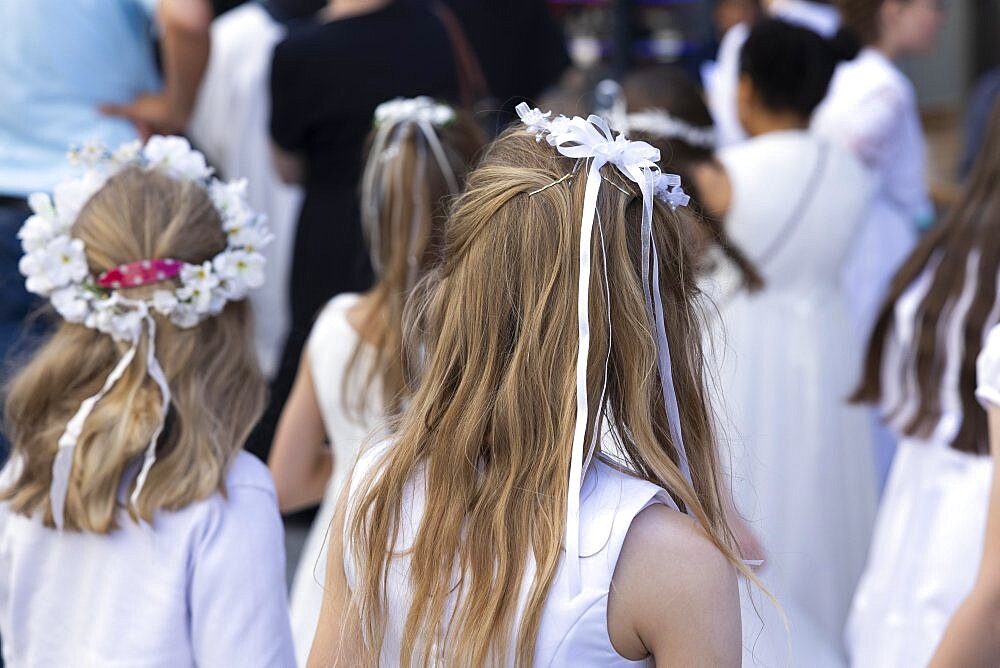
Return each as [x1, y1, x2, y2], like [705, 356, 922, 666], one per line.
[1, 0, 1000, 666]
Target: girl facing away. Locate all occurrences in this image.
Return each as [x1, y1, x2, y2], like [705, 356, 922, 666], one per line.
[694, 18, 876, 658]
[307, 108, 751, 665]
[267, 97, 484, 665]
[0, 137, 294, 665]
[847, 104, 1000, 668]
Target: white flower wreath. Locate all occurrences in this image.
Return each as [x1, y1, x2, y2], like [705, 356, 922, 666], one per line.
[17, 136, 273, 530]
[17, 135, 273, 342]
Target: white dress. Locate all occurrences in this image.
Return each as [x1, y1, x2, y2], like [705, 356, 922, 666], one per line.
[343, 441, 674, 666]
[712, 130, 877, 658]
[0, 452, 294, 667]
[188, 3, 303, 379]
[287, 293, 384, 667]
[812, 48, 930, 341]
[846, 254, 998, 668]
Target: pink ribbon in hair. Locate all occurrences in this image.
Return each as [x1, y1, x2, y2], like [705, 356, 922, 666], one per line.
[96, 259, 183, 289]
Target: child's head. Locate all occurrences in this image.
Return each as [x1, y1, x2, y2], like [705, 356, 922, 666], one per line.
[352, 98, 484, 414]
[838, 0, 945, 55]
[737, 18, 846, 133]
[348, 112, 748, 664]
[3, 139, 268, 532]
[616, 65, 764, 290]
[854, 103, 1000, 454]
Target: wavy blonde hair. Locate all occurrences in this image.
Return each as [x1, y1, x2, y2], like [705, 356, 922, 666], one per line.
[346, 112, 484, 417]
[345, 129, 754, 666]
[1, 167, 266, 533]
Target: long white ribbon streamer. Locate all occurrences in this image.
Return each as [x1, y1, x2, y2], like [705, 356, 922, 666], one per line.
[50, 303, 171, 529]
[516, 104, 696, 597]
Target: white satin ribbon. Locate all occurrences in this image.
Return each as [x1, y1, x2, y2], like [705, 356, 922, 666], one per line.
[516, 104, 695, 596]
[50, 301, 171, 530]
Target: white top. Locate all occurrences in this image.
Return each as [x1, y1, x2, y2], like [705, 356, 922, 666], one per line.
[813, 48, 928, 337]
[719, 130, 872, 288]
[188, 3, 303, 379]
[0, 451, 295, 667]
[881, 251, 1000, 445]
[977, 324, 1000, 407]
[343, 441, 671, 666]
[288, 293, 384, 666]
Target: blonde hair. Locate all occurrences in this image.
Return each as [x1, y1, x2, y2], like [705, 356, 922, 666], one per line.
[345, 129, 753, 665]
[347, 112, 484, 416]
[1, 167, 266, 533]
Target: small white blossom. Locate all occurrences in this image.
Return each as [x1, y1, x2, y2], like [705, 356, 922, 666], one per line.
[17, 214, 59, 253]
[53, 171, 108, 230]
[28, 193, 56, 220]
[51, 286, 90, 323]
[143, 135, 213, 181]
[112, 140, 143, 164]
[151, 290, 178, 316]
[214, 250, 265, 299]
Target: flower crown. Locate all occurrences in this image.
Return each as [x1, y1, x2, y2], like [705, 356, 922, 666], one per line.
[17, 136, 273, 342]
[18, 136, 272, 531]
[622, 109, 717, 149]
[374, 96, 456, 128]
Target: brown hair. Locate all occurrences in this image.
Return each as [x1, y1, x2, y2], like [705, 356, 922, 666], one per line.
[621, 65, 764, 291]
[838, 0, 911, 46]
[852, 104, 1000, 455]
[347, 111, 485, 417]
[1, 167, 266, 532]
[345, 127, 754, 665]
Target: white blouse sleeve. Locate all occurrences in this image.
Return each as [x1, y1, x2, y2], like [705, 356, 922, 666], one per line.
[189, 470, 296, 667]
[977, 324, 1000, 408]
[839, 83, 908, 170]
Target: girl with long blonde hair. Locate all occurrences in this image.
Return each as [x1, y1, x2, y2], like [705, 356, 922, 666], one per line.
[308, 108, 750, 666]
[268, 97, 484, 665]
[0, 137, 293, 665]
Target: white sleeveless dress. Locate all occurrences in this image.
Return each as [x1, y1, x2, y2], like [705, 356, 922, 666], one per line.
[343, 441, 674, 666]
[846, 254, 998, 667]
[288, 293, 384, 667]
[710, 130, 877, 658]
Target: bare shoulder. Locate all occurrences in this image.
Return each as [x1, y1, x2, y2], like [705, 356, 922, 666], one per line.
[609, 504, 741, 666]
[691, 160, 732, 218]
[620, 503, 736, 592]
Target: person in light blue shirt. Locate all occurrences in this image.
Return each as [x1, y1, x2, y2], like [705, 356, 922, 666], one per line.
[0, 0, 211, 463]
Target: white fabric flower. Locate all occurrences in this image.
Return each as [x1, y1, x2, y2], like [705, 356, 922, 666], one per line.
[21, 236, 88, 295]
[180, 261, 219, 291]
[171, 302, 201, 328]
[53, 171, 108, 229]
[51, 286, 90, 323]
[226, 222, 274, 251]
[112, 140, 143, 164]
[177, 283, 221, 315]
[17, 214, 59, 253]
[151, 290, 178, 316]
[515, 104, 552, 140]
[210, 178, 253, 227]
[214, 250, 265, 299]
[28, 192, 56, 220]
[105, 310, 144, 342]
[375, 97, 455, 128]
[143, 136, 213, 181]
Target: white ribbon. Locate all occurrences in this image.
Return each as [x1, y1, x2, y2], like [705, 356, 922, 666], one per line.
[360, 107, 459, 279]
[50, 301, 171, 530]
[515, 104, 695, 596]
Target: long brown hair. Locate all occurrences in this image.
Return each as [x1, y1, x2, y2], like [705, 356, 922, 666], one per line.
[838, 0, 910, 46]
[346, 110, 484, 417]
[621, 65, 764, 291]
[1, 167, 266, 532]
[345, 128, 753, 665]
[852, 104, 1000, 454]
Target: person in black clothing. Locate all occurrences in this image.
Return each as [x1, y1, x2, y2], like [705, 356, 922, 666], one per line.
[256, 0, 459, 461]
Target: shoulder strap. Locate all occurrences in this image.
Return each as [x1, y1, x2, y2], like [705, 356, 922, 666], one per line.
[430, 2, 491, 109]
